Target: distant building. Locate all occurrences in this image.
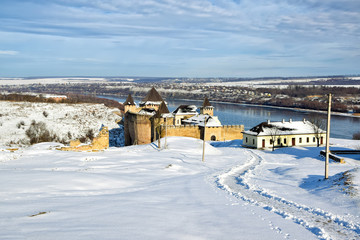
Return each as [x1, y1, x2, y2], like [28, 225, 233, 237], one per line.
[242, 119, 326, 149]
[42, 94, 67, 102]
[123, 87, 244, 145]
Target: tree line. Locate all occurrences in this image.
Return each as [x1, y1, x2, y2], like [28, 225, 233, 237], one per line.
[0, 93, 124, 111]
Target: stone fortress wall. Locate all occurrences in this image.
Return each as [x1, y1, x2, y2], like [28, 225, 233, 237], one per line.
[59, 127, 110, 152]
[160, 124, 244, 141]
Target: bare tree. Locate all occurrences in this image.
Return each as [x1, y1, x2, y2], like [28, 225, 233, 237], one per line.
[152, 117, 162, 149]
[309, 116, 326, 147]
[353, 131, 360, 140]
[268, 126, 280, 151]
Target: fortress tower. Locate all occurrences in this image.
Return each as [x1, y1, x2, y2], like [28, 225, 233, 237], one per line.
[200, 97, 214, 116]
[138, 87, 165, 111]
[123, 94, 137, 113]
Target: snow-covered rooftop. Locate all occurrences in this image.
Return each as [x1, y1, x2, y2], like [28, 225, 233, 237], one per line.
[137, 108, 157, 115]
[182, 114, 222, 127]
[243, 119, 326, 136]
[138, 100, 168, 106]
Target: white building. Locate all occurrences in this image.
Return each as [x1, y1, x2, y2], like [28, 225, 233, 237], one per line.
[242, 119, 326, 149]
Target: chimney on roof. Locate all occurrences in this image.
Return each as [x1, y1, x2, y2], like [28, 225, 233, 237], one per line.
[289, 118, 292, 123]
[303, 118, 306, 123]
[282, 119, 285, 123]
[267, 119, 270, 124]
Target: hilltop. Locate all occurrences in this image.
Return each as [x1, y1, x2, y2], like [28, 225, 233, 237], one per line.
[0, 101, 121, 147]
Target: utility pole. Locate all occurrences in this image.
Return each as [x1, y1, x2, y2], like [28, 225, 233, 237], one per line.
[325, 93, 332, 179]
[158, 124, 161, 149]
[165, 117, 167, 149]
[202, 116, 208, 162]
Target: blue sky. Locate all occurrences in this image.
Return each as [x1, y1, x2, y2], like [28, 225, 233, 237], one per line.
[0, 0, 359, 78]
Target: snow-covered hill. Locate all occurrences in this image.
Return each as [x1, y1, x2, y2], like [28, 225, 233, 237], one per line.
[0, 136, 359, 239]
[0, 101, 121, 146]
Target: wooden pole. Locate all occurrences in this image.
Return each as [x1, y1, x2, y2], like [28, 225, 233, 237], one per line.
[202, 117, 207, 162]
[325, 93, 332, 179]
[134, 119, 138, 145]
[165, 117, 167, 149]
[158, 123, 161, 149]
[158, 125, 161, 149]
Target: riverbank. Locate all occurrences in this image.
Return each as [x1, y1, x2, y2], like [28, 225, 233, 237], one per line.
[99, 94, 359, 139]
[99, 94, 360, 119]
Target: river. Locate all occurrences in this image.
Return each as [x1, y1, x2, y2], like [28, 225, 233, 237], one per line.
[102, 95, 360, 140]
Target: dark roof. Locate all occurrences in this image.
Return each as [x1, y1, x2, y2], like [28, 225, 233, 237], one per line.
[154, 101, 170, 118]
[123, 94, 135, 106]
[249, 122, 271, 134]
[173, 105, 197, 114]
[142, 87, 164, 102]
[249, 122, 294, 134]
[202, 97, 212, 107]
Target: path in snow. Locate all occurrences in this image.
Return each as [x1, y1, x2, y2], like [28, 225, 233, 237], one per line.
[216, 150, 360, 240]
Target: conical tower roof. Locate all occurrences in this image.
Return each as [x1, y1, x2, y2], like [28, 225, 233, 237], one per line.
[202, 97, 212, 107]
[154, 101, 169, 118]
[142, 87, 164, 102]
[123, 94, 135, 106]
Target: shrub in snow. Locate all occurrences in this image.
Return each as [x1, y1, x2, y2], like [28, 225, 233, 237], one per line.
[78, 129, 96, 143]
[16, 120, 25, 129]
[25, 120, 54, 144]
[43, 111, 49, 118]
[86, 129, 94, 141]
[353, 131, 360, 140]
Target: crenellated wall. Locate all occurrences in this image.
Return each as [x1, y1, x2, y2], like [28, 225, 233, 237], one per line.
[124, 105, 139, 113]
[159, 124, 244, 141]
[161, 125, 200, 139]
[220, 125, 244, 141]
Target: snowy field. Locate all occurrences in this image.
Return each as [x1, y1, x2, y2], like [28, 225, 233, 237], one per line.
[0, 77, 109, 85]
[0, 101, 121, 146]
[1, 137, 360, 240]
[1, 77, 360, 88]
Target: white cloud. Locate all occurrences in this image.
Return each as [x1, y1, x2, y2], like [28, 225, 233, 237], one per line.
[0, 50, 18, 55]
[0, 0, 359, 77]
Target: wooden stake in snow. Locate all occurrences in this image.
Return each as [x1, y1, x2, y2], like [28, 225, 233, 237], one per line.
[202, 116, 209, 162]
[165, 117, 167, 149]
[325, 93, 332, 179]
[158, 126, 161, 149]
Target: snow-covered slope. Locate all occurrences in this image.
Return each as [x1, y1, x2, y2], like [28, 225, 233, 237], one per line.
[0, 137, 359, 239]
[0, 101, 121, 146]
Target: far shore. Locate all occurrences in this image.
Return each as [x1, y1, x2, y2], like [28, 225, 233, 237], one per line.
[99, 94, 360, 119]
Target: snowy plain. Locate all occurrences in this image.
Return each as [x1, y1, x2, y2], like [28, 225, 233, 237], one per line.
[1, 136, 360, 240]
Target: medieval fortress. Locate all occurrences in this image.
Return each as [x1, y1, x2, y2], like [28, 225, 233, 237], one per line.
[123, 87, 244, 146]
